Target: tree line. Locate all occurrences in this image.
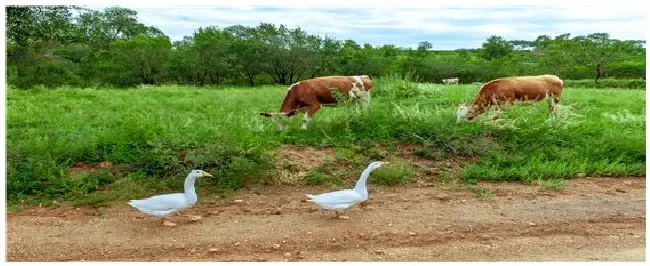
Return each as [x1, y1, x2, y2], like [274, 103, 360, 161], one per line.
[6, 6, 646, 89]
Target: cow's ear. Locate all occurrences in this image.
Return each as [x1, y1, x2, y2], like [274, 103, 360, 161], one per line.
[260, 112, 273, 117]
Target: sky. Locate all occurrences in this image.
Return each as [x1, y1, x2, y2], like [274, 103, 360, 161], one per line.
[20, 0, 650, 50]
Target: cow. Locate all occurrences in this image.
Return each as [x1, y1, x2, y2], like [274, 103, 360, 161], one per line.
[260, 75, 373, 130]
[456, 74, 564, 122]
[442, 77, 459, 85]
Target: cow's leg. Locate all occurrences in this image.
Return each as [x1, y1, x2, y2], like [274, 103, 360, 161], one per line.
[302, 105, 321, 130]
[548, 97, 560, 120]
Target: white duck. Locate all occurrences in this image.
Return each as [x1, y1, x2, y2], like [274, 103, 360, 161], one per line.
[306, 161, 389, 219]
[128, 169, 212, 226]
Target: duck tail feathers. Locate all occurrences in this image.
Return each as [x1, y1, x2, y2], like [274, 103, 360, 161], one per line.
[128, 199, 145, 208]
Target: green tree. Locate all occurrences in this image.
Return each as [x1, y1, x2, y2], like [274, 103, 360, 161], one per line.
[100, 34, 172, 86]
[226, 25, 270, 86]
[481, 35, 513, 60]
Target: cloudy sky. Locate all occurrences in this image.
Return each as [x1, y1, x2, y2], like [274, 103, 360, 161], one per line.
[84, 2, 645, 50]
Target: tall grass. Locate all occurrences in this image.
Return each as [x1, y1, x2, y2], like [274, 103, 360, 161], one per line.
[6, 79, 645, 205]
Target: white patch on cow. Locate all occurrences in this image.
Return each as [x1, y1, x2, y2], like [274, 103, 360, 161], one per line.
[349, 75, 370, 104]
[288, 82, 300, 91]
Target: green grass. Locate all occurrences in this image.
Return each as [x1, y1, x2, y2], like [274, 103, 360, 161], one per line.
[6, 77, 646, 206]
[370, 161, 416, 186]
[563, 78, 645, 89]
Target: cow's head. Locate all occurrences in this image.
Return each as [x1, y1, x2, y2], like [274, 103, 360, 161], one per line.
[259, 111, 297, 130]
[456, 104, 469, 122]
[456, 104, 484, 122]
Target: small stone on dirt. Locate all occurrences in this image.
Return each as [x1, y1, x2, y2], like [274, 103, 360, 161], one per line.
[234, 242, 240, 246]
[283, 252, 292, 258]
[528, 222, 537, 226]
[623, 180, 632, 185]
[208, 248, 220, 253]
[615, 188, 627, 193]
[234, 200, 243, 204]
[373, 250, 386, 255]
[163, 220, 177, 227]
[409, 232, 416, 236]
[273, 244, 281, 250]
[388, 223, 393, 227]
[436, 194, 450, 202]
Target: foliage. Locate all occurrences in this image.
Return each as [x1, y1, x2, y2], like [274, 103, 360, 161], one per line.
[5, 6, 646, 89]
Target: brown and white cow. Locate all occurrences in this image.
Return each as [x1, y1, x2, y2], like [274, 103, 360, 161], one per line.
[457, 74, 564, 122]
[260, 75, 373, 129]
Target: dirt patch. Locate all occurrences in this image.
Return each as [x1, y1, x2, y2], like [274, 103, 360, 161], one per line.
[272, 144, 476, 187]
[273, 145, 336, 185]
[7, 176, 645, 262]
[69, 161, 117, 177]
[392, 144, 477, 187]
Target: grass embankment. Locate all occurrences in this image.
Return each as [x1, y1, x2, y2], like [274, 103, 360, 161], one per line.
[6, 76, 645, 208]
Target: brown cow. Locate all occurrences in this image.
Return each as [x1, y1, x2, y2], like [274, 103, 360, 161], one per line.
[457, 74, 564, 122]
[260, 75, 373, 130]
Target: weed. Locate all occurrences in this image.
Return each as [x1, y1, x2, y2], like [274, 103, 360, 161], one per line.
[467, 184, 492, 198]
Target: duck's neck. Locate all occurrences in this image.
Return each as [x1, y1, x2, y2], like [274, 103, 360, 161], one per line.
[353, 167, 374, 197]
[184, 175, 198, 203]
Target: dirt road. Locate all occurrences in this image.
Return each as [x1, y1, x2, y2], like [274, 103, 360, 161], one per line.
[6, 177, 646, 261]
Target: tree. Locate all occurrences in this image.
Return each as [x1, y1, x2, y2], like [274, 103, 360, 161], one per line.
[100, 34, 172, 86]
[509, 40, 533, 50]
[192, 26, 234, 85]
[481, 35, 513, 60]
[417, 41, 433, 51]
[226, 25, 269, 86]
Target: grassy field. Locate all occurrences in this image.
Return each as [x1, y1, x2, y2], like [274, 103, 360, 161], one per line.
[6, 76, 646, 208]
